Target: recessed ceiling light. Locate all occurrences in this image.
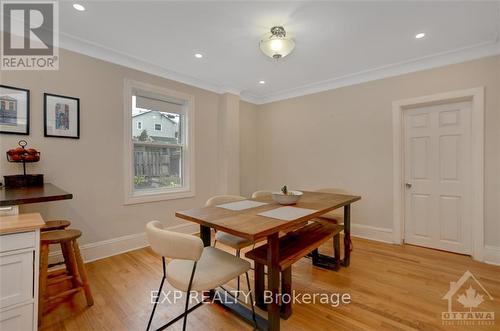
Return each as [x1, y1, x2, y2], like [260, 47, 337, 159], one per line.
[259, 80, 266, 85]
[73, 3, 85, 11]
[415, 32, 426, 39]
[194, 53, 203, 59]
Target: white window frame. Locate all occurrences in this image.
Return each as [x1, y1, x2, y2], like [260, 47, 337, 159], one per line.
[123, 79, 195, 204]
[154, 123, 162, 131]
[137, 121, 142, 130]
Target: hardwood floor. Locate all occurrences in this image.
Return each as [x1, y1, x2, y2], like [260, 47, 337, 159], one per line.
[41, 236, 500, 331]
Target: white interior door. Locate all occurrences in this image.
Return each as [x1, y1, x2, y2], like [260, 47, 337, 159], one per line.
[403, 101, 472, 254]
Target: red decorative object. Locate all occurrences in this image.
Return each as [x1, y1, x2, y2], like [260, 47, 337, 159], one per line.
[4, 140, 43, 187]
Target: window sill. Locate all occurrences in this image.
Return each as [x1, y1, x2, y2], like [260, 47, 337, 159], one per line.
[124, 188, 195, 205]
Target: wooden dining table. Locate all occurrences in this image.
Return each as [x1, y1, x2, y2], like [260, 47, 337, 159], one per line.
[176, 191, 361, 331]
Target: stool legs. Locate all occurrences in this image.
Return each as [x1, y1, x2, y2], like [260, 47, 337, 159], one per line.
[73, 240, 94, 306]
[63, 241, 82, 289]
[38, 243, 50, 325]
[38, 234, 94, 326]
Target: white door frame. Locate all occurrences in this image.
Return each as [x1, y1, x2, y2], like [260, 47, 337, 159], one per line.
[392, 87, 484, 261]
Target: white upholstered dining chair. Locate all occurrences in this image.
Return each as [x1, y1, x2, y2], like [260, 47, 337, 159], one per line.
[205, 195, 254, 295]
[145, 221, 256, 331]
[251, 190, 273, 199]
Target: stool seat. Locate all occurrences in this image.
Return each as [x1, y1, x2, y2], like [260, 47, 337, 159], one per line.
[41, 229, 82, 244]
[41, 219, 71, 232]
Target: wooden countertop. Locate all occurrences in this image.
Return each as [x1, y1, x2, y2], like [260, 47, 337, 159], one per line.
[0, 213, 45, 234]
[0, 183, 73, 207]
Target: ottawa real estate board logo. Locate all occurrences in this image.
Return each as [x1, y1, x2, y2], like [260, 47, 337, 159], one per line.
[1, 1, 59, 70]
[442, 270, 495, 327]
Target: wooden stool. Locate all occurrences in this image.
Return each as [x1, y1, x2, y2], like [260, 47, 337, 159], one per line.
[39, 229, 93, 325]
[41, 219, 71, 232]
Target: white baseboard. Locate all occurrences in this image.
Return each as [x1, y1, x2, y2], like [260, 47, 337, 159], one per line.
[48, 222, 198, 265]
[484, 245, 500, 266]
[350, 223, 394, 244]
[48, 221, 497, 267]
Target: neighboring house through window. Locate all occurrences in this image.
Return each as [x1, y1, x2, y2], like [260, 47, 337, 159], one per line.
[124, 79, 195, 204]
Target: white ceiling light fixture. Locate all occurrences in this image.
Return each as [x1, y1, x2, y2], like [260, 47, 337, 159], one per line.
[259, 26, 295, 59]
[194, 53, 203, 58]
[73, 3, 85, 11]
[415, 32, 426, 39]
[259, 80, 266, 85]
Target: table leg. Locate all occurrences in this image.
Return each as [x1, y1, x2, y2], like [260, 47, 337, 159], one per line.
[267, 233, 280, 331]
[254, 262, 266, 310]
[342, 204, 351, 267]
[280, 267, 292, 319]
[200, 225, 211, 247]
[334, 234, 341, 270]
[200, 225, 213, 299]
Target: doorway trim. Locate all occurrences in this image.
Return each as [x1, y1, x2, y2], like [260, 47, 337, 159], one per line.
[392, 87, 484, 261]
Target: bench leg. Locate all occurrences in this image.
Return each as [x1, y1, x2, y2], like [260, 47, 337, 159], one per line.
[311, 248, 319, 264]
[280, 267, 292, 319]
[311, 240, 341, 271]
[254, 262, 266, 310]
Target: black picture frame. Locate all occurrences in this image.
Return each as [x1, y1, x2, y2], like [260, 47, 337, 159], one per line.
[0, 84, 30, 135]
[44, 93, 80, 139]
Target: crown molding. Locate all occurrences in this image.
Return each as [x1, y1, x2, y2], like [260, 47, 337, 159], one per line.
[59, 32, 230, 95]
[248, 40, 500, 105]
[60, 32, 499, 106]
[239, 93, 262, 104]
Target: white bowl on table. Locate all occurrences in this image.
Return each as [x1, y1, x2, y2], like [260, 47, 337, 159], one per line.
[271, 190, 303, 205]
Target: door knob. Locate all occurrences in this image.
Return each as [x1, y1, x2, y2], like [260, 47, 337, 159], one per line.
[405, 183, 412, 189]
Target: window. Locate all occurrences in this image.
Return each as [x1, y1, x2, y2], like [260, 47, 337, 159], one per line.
[124, 79, 195, 204]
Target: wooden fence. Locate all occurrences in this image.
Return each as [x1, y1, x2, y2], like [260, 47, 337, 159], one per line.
[134, 150, 163, 177]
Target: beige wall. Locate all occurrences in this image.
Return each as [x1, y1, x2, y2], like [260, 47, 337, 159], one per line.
[0, 49, 223, 244]
[239, 100, 259, 197]
[247, 56, 499, 246]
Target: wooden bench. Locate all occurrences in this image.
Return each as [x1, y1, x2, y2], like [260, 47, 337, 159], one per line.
[245, 221, 343, 319]
[246, 221, 343, 270]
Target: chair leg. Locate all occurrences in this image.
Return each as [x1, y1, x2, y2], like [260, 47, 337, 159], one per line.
[245, 272, 258, 330]
[147, 277, 165, 331]
[147, 257, 167, 331]
[183, 262, 197, 331]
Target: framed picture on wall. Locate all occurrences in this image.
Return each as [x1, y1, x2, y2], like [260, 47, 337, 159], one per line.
[44, 93, 80, 139]
[0, 85, 30, 135]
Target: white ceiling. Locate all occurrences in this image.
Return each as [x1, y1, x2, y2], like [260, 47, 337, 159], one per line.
[58, 1, 500, 104]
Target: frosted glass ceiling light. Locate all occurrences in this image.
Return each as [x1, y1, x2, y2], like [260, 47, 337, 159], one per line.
[260, 26, 295, 59]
